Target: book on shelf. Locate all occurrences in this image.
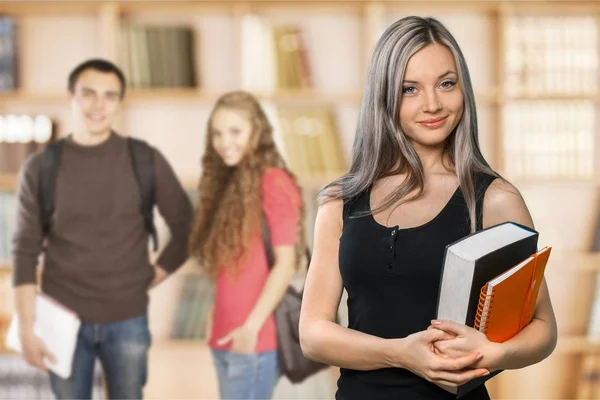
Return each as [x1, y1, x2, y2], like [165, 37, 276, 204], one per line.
[0, 114, 55, 174]
[171, 274, 214, 340]
[119, 24, 196, 89]
[504, 16, 597, 96]
[275, 106, 345, 179]
[0, 16, 18, 92]
[578, 353, 600, 399]
[0, 190, 17, 269]
[502, 101, 594, 180]
[242, 15, 313, 93]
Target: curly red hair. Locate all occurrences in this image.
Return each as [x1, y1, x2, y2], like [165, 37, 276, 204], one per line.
[189, 91, 306, 277]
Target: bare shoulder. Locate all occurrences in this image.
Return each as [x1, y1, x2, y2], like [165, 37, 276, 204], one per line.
[482, 178, 534, 229]
[316, 185, 345, 233]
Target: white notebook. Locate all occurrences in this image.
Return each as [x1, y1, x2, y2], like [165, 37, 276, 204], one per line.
[5, 292, 81, 379]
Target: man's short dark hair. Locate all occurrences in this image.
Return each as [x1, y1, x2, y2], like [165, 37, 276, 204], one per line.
[68, 59, 127, 99]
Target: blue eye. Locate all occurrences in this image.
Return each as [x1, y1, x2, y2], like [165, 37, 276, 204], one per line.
[402, 86, 417, 94]
[440, 81, 456, 89]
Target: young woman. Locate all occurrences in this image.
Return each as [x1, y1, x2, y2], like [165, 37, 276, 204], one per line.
[299, 16, 557, 400]
[189, 91, 304, 399]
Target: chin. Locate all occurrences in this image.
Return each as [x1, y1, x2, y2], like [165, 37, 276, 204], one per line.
[222, 158, 242, 167]
[410, 134, 452, 148]
[86, 125, 111, 135]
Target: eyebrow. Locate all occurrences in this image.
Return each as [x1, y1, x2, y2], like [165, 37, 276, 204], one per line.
[81, 86, 121, 96]
[403, 70, 457, 84]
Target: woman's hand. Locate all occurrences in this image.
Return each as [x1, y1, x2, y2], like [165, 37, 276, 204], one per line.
[429, 319, 506, 371]
[217, 323, 259, 354]
[396, 328, 490, 390]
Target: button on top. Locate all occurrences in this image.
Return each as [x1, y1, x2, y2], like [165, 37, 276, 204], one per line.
[391, 230, 396, 236]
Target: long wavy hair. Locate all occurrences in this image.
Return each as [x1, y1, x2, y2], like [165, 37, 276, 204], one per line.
[321, 16, 498, 232]
[189, 91, 306, 277]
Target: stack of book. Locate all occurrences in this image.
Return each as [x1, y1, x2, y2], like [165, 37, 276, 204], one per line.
[0, 191, 17, 264]
[276, 106, 345, 178]
[119, 24, 197, 89]
[437, 222, 551, 397]
[0, 16, 17, 92]
[242, 16, 312, 92]
[0, 114, 54, 174]
[170, 274, 213, 340]
[504, 16, 597, 96]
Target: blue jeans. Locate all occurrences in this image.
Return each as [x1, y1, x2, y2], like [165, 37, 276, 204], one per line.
[211, 349, 279, 400]
[49, 313, 151, 399]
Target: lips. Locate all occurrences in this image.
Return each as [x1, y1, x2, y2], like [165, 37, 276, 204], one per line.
[418, 116, 448, 129]
[87, 114, 105, 122]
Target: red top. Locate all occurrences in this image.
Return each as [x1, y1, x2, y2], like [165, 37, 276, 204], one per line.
[208, 168, 302, 352]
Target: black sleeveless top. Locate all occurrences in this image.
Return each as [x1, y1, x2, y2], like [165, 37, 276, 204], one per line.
[336, 173, 497, 400]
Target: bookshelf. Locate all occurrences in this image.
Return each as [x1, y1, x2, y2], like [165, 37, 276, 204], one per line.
[0, 175, 16, 192]
[0, 1, 597, 399]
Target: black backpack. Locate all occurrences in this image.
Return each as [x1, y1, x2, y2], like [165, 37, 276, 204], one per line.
[38, 136, 158, 250]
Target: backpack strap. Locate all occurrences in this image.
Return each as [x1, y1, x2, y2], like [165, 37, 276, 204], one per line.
[260, 212, 310, 271]
[127, 137, 158, 251]
[38, 138, 66, 238]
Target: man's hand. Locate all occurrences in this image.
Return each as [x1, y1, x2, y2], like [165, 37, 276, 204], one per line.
[20, 330, 56, 371]
[150, 265, 169, 288]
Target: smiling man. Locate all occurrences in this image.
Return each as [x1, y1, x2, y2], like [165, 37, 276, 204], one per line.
[11, 59, 193, 399]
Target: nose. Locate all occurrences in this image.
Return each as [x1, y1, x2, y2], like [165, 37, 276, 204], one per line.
[422, 90, 443, 114]
[92, 96, 106, 110]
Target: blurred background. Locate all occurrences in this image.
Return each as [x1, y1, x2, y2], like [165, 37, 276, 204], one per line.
[0, 0, 597, 398]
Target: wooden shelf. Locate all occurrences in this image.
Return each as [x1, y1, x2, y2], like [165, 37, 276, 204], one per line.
[0, 91, 68, 106]
[556, 335, 600, 354]
[0, 173, 17, 191]
[0, 1, 102, 15]
[127, 88, 365, 105]
[0, 0, 591, 16]
[501, 93, 598, 102]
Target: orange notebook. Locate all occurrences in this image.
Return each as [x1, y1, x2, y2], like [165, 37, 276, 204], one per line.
[474, 246, 551, 342]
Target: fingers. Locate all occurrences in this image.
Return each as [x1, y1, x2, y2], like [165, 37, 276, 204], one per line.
[431, 367, 490, 386]
[425, 328, 449, 343]
[431, 320, 468, 336]
[27, 352, 48, 372]
[217, 331, 234, 346]
[437, 352, 483, 371]
[42, 343, 57, 364]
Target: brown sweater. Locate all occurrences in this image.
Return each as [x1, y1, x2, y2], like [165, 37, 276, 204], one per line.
[12, 133, 194, 323]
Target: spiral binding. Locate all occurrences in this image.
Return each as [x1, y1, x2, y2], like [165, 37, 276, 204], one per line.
[474, 283, 495, 333]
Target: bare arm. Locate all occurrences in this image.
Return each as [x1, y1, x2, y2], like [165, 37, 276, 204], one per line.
[151, 150, 194, 286]
[299, 199, 395, 370]
[433, 179, 559, 371]
[16, 284, 36, 336]
[299, 198, 488, 388]
[245, 245, 296, 332]
[482, 179, 557, 369]
[12, 155, 55, 369]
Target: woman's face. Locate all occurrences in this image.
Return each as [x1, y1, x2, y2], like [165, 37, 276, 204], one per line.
[211, 107, 254, 166]
[398, 43, 464, 152]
